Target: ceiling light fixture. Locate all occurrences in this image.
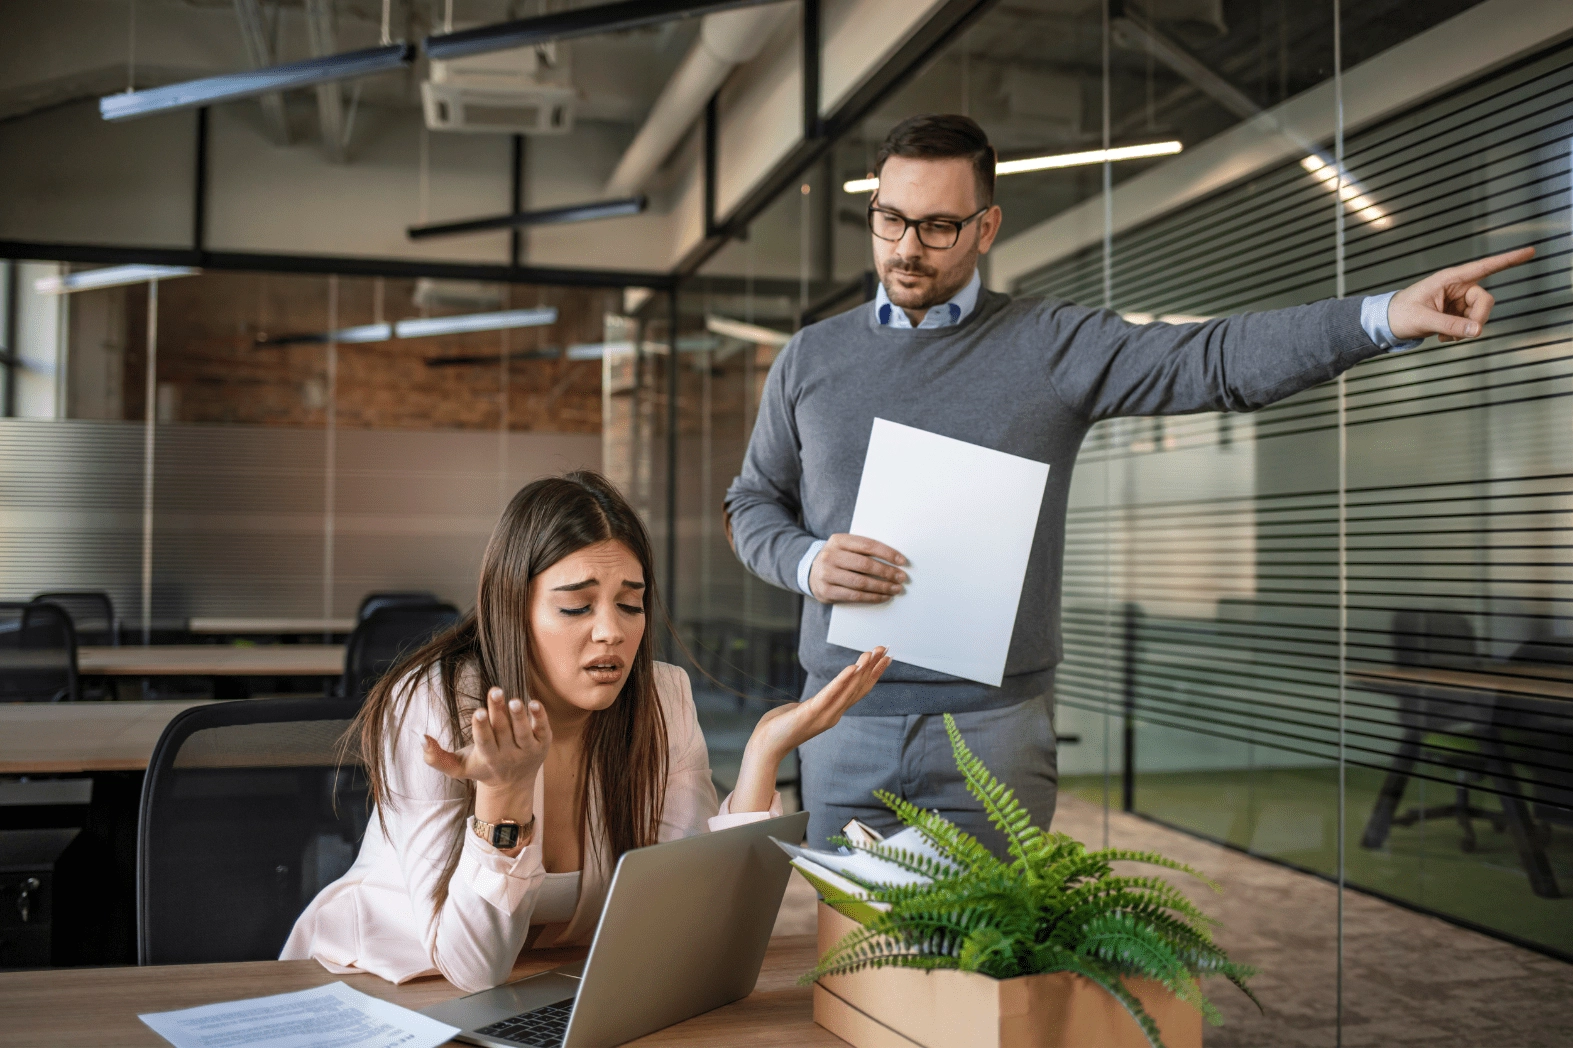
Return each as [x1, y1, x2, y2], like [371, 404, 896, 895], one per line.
[33, 265, 198, 294]
[704, 315, 791, 347]
[258, 310, 556, 347]
[255, 323, 394, 347]
[99, 43, 414, 122]
[406, 197, 647, 240]
[394, 307, 557, 339]
[1300, 155, 1392, 229]
[842, 140, 1185, 194]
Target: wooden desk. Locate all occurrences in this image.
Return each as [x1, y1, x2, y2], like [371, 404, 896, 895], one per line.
[0, 700, 213, 774]
[0, 937, 838, 1048]
[79, 645, 345, 677]
[188, 617, 356, 635]
[1349, 663, 1573, 702]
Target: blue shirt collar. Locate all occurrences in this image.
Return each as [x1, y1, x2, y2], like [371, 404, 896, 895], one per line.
[874, 269, 982, 329]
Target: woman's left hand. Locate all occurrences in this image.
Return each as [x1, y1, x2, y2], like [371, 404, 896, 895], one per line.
[730, 646, 891, 813]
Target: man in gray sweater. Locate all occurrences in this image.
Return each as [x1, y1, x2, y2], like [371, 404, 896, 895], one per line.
[723, 113, 1531, 853]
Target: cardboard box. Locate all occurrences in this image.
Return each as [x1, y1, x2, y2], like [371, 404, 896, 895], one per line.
[813, 902, 1203, 1048]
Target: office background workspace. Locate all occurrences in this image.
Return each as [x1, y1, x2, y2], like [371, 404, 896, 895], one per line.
[4, 1, 1573, 1045]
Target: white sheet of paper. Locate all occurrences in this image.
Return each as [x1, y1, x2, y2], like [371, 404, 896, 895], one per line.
[139, 981, 460, 1048]
[826, 419, 1050, 687]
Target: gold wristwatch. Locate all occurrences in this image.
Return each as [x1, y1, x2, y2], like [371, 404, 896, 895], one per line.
[473, 814, 532, 849]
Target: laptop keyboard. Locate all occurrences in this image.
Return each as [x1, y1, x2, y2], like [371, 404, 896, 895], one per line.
[474, 999, 574, 1047]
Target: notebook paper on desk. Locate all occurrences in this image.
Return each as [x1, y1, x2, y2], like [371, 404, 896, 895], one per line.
[826, 418, 1050, 687]
[139, 981, 459, 1048]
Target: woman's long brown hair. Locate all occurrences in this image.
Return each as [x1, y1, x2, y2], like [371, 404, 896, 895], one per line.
[352, 470, 669, 907]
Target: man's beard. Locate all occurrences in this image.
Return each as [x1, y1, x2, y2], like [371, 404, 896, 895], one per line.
[880, 248, 978, 310]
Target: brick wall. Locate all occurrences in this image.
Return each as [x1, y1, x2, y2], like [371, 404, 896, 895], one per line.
[121, 272, 612, 433]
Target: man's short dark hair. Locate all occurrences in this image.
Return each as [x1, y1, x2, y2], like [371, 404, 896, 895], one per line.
[874, 114, 996, 209]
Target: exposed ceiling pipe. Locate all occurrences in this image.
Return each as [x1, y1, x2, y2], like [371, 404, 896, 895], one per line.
[604, 3, 790, 198]
[305, 0, 349, 162]
[232, 0, 291, 144]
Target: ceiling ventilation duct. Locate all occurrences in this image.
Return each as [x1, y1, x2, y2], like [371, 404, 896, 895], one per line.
[423, 33, 577, 135]
[604, 3, 790, 197]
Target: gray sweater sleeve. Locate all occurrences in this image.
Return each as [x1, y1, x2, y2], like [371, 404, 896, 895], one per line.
[723, 338, 818, 593]
[1041, 296, 1384, 422]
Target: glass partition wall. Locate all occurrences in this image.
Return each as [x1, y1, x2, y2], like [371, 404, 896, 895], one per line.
[613, 0, 1568, 1042]
[0, 268, 607, 662]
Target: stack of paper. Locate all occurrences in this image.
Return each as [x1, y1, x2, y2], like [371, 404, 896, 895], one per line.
[774, 825, 954, 927]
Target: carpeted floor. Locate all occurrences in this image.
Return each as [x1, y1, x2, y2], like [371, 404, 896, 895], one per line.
[1048, 794, 1573, 1047]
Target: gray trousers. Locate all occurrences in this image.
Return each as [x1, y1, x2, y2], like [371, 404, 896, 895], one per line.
[799, 695, 1058, 858]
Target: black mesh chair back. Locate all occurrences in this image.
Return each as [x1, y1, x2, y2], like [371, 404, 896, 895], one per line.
[344, 604, 461, 705]
[137, 697, 369, 965]
[356, 591, 440, 623]
[0, 601, 78, 702]
[31, 591, 117, 646]
[1392, 609, 1477, 668]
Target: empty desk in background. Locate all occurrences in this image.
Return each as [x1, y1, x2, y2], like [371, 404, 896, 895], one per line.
[0, 937, 837, 1047]
[187, 617, 356, 636]
[78, 645, 345, 678]
[0, 701, 216, 966]
[0, 701, 213, 774]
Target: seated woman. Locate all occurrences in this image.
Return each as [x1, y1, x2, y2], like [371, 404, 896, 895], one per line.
[282, 470, 889, 992]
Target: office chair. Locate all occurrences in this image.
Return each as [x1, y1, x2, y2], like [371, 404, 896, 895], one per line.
[355, 591, 441, 623]
[0, 601, 79, 702]
[31, 591, 117, 646]
[136, 697, 369, 965]
[343, 603, 461, 705]
[33, 592, 117, 699]
[1501, 629, 1573, 835]
[1362, 611, 1505, 849]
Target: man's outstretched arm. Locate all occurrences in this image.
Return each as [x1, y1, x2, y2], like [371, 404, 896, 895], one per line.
[1046, 247, 1535, 422]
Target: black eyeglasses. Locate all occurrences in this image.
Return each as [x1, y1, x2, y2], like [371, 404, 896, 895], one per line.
[867, 201, 988, 250]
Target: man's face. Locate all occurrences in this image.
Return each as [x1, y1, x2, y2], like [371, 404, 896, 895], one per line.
[872, 155, 1003, 311]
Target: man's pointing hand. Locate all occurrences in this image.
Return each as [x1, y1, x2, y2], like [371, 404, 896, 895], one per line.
[1388, 246, 1534, 343]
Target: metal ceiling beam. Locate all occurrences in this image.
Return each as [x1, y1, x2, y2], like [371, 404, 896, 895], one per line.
[0, 240, 673, 290]
[232, 0, 291, 144]
[407, 197, 648, 241]
[424, 0, 782, 61]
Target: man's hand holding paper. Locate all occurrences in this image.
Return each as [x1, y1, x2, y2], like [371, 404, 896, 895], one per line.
[808, 532, 909, 604]
[825, 419, 1051, 688]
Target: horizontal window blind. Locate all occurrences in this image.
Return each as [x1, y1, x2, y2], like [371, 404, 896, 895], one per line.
[1016, 40, 1573, 933]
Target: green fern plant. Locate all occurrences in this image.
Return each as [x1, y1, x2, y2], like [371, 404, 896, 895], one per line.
[803, 713, 1258, 1048]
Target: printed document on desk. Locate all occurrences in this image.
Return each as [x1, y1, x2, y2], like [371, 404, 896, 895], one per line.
[139, 981, 460, 1048]
[826, 419, 1049, 687]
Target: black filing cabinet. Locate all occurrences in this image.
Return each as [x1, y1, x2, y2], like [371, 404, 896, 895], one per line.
[0, 827, 80, 968]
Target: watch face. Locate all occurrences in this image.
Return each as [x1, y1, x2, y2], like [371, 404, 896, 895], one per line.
[494, 823, 521, 848]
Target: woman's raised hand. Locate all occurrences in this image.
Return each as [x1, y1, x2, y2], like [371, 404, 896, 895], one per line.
[423, 686, 552, 788]
[730, 647, 892, 813]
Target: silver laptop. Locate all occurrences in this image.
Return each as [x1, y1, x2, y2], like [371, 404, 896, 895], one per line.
[422, 810, 810, 1048]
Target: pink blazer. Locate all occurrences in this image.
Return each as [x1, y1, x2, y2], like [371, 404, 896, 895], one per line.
[280, 661, 780, 992]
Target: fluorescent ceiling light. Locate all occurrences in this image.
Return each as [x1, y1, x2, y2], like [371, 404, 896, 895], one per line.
[705, 315, 791, 347]
[394, 307, 557, 339]
[842, 140, 1184, 193]
[1301, 155, 1392, 229]
[100, 43, 413, 122]
[424, 0, 775, 61]
[407, 197, 646, 240]
[567, 341, 636, 360]
[34, 265, 198, 294]
[256, 323, 394, 347]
